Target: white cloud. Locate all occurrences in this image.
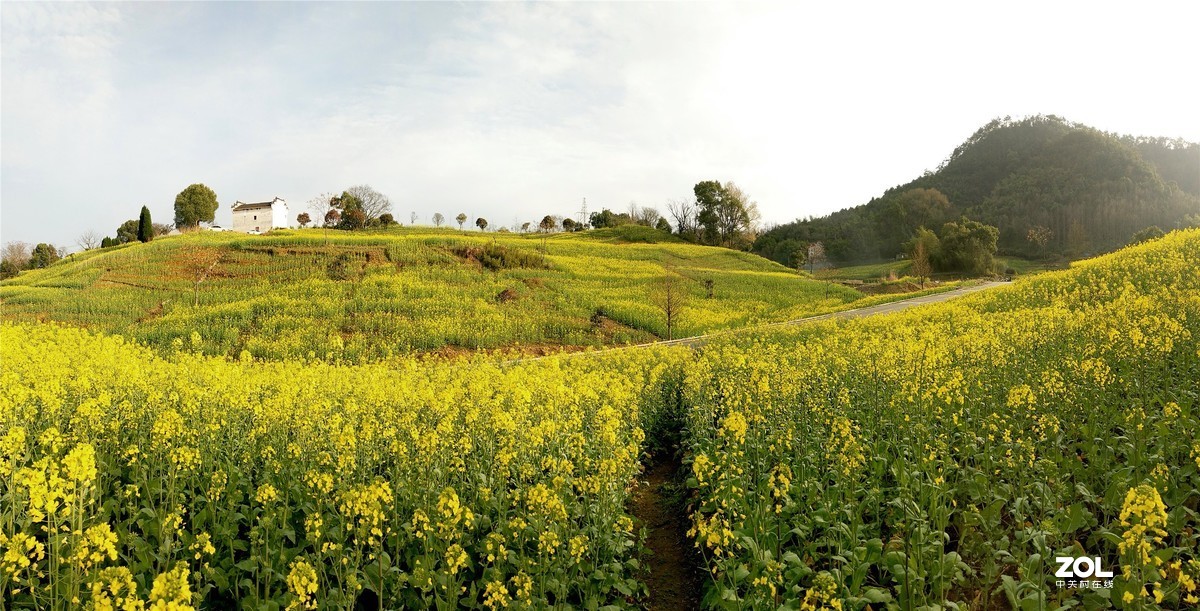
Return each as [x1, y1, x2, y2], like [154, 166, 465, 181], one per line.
[3, 1, 1198, 248]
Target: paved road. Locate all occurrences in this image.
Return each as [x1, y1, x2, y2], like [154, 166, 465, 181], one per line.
[511, 281, 1008, 362]
[629, 281, 1006, 350]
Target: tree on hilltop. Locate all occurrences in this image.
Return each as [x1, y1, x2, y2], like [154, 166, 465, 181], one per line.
[29, 243, 60, 269]
[476, 217, 488, 231]
[174, 184, 219, 228]
[344, 185, 392, 221]
[116, 219, 139, 244]
[694, 180, 759, 249]
[137, 206, 154, 243]
[456, 213, 468, 229]
[76, 230, 102, 251]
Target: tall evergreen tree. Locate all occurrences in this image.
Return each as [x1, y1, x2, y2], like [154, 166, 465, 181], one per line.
[137, 206, 153, 243]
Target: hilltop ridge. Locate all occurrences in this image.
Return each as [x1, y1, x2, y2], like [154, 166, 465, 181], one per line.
[756, 115, 1199, 264]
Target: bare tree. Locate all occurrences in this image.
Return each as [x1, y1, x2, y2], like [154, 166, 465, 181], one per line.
[807, 241, 827, 274]
[308, 193, 341, 244]
[632, 204, 662, 227]
[76, 230, 102, 251]
[666, 197, 696, 238]
[910, 240, 932, 285]
[344, 185, 392, 221]
[308, 193, 339, 225]
[432, 213, 445, 227]
[179, 246, 224, 306]
[651, 273, 690, 341]
[410, 211, 418, 225]
[2, 241, 32, 269]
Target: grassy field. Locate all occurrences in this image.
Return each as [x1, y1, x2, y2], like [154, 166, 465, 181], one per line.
[0, 226, 863, 362]
[1, 230, 1195, 609]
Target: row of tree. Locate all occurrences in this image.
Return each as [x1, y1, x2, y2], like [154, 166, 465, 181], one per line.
[0, 242, 65, 278]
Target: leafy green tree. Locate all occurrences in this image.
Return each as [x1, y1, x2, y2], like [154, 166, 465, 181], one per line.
[789, 243, 809, 271]
[174, 183, 219, 228]
[588, 209, 626, 229]
[695, 180, 756, 249]
[539, 215, 557, 232]
[1130, 225, 1165, 245]
[906, 227, 940, 279]
[29, 243, 60, 269]
[475, 217, 488, 231]
[0, 259, 18, 279]
[655, 217, 671, 233]
[100, 237, 114, 248]
[936, 217, 998, 275]
[335, 192, 367, 230]
[876, 188, 951, 253]
[137, 206, 154, 243]
[562, 218, 577, 232]
[116, 219, 139, 244]
[456, 213, 468, 229]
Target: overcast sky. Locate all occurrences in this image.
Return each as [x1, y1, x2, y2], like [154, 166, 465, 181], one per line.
[3, 1, 1198, 249]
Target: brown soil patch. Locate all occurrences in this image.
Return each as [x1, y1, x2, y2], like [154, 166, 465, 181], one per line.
[496, 288, 519, 303]
[630, 457, 704, 611]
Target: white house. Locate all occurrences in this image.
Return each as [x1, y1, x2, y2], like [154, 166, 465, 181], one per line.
[231, 197, 289, 233]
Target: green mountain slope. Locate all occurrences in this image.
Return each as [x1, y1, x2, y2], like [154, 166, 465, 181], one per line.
[756, 115, 1199, 264]
[0, 226, 865, 362]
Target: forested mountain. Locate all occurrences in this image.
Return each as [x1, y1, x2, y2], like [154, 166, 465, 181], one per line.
[755, 115, 1199, 264]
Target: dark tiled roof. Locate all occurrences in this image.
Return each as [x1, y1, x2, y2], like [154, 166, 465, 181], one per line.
[232, 201, 276, 210]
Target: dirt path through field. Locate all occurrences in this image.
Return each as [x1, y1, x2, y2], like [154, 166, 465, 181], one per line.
[631, 454, 704, 610]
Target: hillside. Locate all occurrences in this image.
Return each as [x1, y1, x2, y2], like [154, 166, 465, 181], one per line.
[756, 115, 1199, 264]
[3, 229, 1195, 609]
[0, 226, 865, 361]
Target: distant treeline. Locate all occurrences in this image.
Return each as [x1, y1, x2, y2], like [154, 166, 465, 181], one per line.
[755, 115, 1200, 265]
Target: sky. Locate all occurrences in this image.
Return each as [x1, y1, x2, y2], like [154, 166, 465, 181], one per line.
[2, 1, 1198, 250]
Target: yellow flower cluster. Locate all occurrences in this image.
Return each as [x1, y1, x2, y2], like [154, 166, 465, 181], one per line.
[338, 479, 393, 547]
[146, 562, 193, 611]
[70, 523, 118, 571]
[825, 416, 865, 478]
[799, 571, 844, 611]
[285, 558, 318, 610]
[90, 566, 142, 611]
[1, 532, 45, 584]
[1118, 484, 1169, 570]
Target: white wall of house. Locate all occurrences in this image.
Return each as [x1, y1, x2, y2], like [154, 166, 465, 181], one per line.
[231, 198, 289, 233]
